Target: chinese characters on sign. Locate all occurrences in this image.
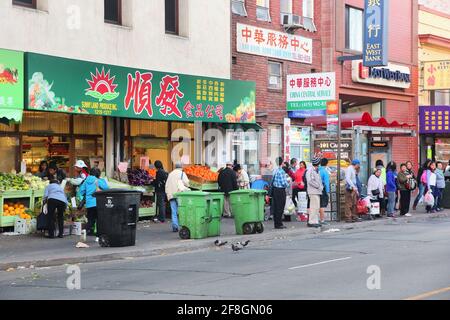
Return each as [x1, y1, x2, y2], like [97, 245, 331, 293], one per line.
[424, 61, 450, 90]
[363, 0, 389, 67]
[237, 23, 313, 64]
[287, 72, 336, 112]
[419, 106, 450, 134]
[284, 118, 291, 163]
[326, 101, 339, 136]
[26, 53, 256, 123]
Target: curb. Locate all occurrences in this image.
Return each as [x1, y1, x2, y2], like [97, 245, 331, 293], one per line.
[1, 211, 449, 271]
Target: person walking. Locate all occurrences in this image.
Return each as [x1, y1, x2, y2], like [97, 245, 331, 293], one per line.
[218, 162, 239, 217]
[43, 180, 68, 239]
[344, 159, 362, 223]
[234, 164, 250, 189]
[292, 161, 307, 211]
[436, 161, 446, 211]
[306, 156, 323, 228]
[270, 157, 289, 229]
[386, 161, 398, 217]
[413, 159, 432, 210]
[165, 163, 190, 232]
[152, 160, 168, 223]
[397, 163, 413, 217]
[319, 158, 330, 225]
[78, 168, 109, 236]
[424, 161, 437, 213]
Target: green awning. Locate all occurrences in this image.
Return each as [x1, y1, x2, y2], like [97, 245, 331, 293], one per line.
[218, 123, 263, 131]
[0, 108, 23, 123]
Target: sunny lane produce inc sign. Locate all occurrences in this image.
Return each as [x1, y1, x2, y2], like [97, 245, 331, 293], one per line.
[26, 53, 256, 123]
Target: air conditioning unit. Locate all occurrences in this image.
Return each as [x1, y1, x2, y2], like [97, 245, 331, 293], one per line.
[281, 13, 302, 32]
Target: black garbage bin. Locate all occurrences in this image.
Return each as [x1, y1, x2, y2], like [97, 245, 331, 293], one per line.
[442, 181, 450, 209]
[94, 189, 142, 247]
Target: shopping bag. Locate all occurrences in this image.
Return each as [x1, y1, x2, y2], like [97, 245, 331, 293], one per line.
[357, 199, 368, 215]
[424, 191, 434, 206]
[284, 196, 296, 215]
[297, 192, 308, 214]
[370, 202, 380, 215]
[37, 212, 49, 231]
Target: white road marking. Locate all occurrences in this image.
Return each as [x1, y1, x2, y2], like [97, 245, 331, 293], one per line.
[288, 257, 352, 270]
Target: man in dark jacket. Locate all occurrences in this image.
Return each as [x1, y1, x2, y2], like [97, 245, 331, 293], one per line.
[218, 162, 238, 218]
[152, 160, 168, 223]
[47, 161, 67, 184]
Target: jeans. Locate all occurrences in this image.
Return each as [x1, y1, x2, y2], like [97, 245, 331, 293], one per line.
[387, 192, 396, 215]
[437, 188, 445, 209]
[86, 207, 98, 235]
[170, 199, 179, 230]
[156, 192, 166, 222]
[413, 183, 425, 207]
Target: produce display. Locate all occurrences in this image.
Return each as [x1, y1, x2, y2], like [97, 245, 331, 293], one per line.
[127, 169, 153, 186]
[0, 173, 30, 192]
[183, 165, 219, 182]
[23, 173, 50, 190]
[146, 168, 157, 178]
[140, 199, 154, 208]
[2, 202, 33, 220]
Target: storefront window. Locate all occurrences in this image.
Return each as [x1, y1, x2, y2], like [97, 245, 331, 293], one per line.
[0, 122, 15, 132]
[268, 125, 281, 165]
[22, 136, 71, 173]
[0, 137, 19, 172]
[130, 120, 168, 138]
[435, 138, 450, 162]
[20, 111, 70, 134]
[74, 115, 103, 135]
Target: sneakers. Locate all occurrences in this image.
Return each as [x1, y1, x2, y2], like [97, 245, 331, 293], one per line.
[307, 223, 321, 228]
[405, 213, 412, 217]
[320, 220, 330, 226]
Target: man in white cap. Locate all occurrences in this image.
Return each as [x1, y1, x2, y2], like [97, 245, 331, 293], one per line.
[68, 160, 89, 186]
[306, 155, 323, 228]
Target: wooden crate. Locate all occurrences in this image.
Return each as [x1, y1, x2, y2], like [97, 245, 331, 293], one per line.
[188, 180, 219, 191]
[0, 190, 33, 218]
[186, 174, 217, 185]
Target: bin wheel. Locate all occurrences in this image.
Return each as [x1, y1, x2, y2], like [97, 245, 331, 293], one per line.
[99, 235, 110, 247]
[243, 223, 255, 235]
[179, 227, 190, 240]
[255, 222, 264, 234]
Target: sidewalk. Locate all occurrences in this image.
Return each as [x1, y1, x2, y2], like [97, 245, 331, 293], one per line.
[1, 209, 449, 270]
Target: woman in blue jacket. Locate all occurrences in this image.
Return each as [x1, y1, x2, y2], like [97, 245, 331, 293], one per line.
[79, 168, 109, 236]
[386, 161, 397, 217]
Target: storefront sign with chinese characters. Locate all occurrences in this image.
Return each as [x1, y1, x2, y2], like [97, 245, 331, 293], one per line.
[424, 61, 450, 90]
[237, 23, 312, 64]
[326, 100, 339, 136]
[284, 118, 291, 162]
[287, 72, 335, 111]
[0, 49, 24, 122]
[26, 53, 256, 123]
[363, 0, 389, 67]
[419, 106, 450, 134]
[352, 60, 411, 89]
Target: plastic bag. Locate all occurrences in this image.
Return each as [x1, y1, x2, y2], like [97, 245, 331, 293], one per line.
[424, 191, 434, 207]
[363, 196, 372, 208]
[284, 196, 296, 215]
[357, 199, 368, 215]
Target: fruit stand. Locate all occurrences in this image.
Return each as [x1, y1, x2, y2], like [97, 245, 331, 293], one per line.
[183, 165, 219, 191]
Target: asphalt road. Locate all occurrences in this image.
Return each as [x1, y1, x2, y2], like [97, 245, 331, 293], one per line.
[1, 217, 449, 300]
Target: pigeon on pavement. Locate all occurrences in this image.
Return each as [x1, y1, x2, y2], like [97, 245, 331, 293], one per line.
[214, 240, 228, 247]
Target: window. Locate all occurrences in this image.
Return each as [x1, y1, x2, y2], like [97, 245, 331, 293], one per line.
[104, 0, 122, 25]
[268, 125, 282, 166]
[232, 0, 247, 16]
[12, 0, 36, 8]
[302, 0, 317, 32]
[431, 90, 450, 106]
[280, 0, 292, 14]
[345, 6, 363, 52]
[165, 0, 179, 34]
[268, 61, 282, 90]
[256, 0, 270, 22]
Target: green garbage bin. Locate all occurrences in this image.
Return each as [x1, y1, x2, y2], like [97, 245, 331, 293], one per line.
[229, 189, 266, 235]
[175, 191, 211, 239]
[207, 192, 224, 237]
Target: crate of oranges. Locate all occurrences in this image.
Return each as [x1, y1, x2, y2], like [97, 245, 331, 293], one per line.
[1, 202, 31, 228]
[183, 165, 219, 184]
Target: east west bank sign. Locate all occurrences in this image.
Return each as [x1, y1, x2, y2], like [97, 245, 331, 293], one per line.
[352, 60, 411, 89]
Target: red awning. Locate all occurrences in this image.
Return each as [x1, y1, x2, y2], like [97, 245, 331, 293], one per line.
[303, 112, 414, 129]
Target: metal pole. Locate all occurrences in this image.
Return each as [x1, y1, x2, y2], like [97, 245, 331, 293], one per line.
[337, 100, 342, 221]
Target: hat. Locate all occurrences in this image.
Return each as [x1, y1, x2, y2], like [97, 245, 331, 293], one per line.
[74, 160, 87, 168]
[312, 156, 321, 166]
[352, 159, 361, 165]
[226, 161, 233, 166]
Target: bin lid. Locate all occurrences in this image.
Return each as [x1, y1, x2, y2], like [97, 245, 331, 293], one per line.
[94, 189, 143, 197]
[230, 189, 266, 194]
[174, 191, 210, 197]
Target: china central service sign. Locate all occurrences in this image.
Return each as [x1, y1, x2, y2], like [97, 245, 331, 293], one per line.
[237, 23, 312, 64]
